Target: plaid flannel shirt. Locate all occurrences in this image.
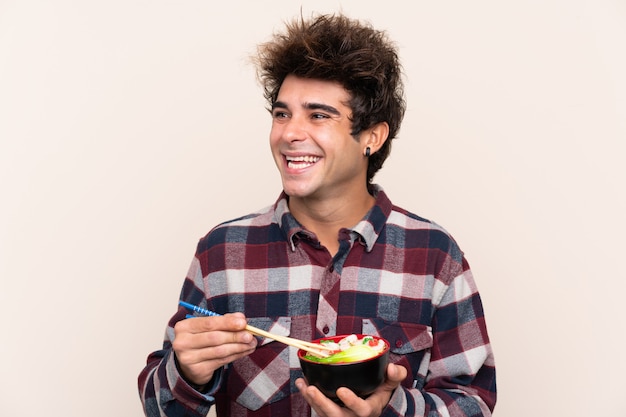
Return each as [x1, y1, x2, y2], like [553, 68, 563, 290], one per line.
[138, 187, 497, 416]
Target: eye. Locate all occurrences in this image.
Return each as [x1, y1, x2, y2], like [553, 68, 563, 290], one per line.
[311, 112, 330, 120]
[272, 110, 290, 120]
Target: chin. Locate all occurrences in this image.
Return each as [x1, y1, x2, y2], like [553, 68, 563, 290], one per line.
[282, 188, 312, 199]
[281, 180, 316, 199]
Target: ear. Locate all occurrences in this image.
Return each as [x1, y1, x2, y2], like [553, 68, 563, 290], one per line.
[362, 122, 389, 155]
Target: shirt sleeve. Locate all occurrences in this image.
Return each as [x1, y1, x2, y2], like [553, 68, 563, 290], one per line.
[138, 257, 222, 417]
[138, 348, 223, 417]
[382, 264, 497, 416]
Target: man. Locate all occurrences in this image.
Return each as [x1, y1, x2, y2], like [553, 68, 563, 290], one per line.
[139, 13, 496, 417]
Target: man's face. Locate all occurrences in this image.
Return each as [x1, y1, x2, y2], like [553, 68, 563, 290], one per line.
[269, 75, 367, 201]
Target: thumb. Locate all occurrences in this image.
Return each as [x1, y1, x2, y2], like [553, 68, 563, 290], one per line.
[386, 363, 408, 385]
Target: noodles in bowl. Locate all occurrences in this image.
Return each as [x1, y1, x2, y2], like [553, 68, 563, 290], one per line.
[298, 334, 390, 402]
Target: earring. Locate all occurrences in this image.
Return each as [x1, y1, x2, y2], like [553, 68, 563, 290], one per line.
[364, 147, 371, 157]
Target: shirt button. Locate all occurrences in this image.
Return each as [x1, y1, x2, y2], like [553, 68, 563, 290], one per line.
[395, 340, 403, 348]
[323, 326, 330, 334]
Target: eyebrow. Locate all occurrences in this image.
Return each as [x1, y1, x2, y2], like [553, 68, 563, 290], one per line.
[272, 101, 341, 116]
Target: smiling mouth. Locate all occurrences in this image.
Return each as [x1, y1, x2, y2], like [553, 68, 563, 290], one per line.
[286, 155, 320, 169]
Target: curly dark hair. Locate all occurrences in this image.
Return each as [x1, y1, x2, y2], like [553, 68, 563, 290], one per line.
[254, 13, 406, 189]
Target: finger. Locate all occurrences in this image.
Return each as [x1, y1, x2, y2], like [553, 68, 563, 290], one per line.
[174, 313, 254, 347]
[296, 379, 346, 417]
[295, 378, 307, 394]
[295, 379, 321, 408]
[189, 334, 257, 361]
[174, 328, 257, 359]
[176, 344, 257, 387]
[174, 336, 257, 384]
[335, 387, 362, 409]
[197, 327, 255, 346]
[385, 363, 408, 385]
[180, 312, 248, 334]
[337, 364, 409, 416]
[186, 344, 257, 371]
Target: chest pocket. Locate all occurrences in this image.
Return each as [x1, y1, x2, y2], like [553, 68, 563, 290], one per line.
[362, 318, 433, 388]
[226, 317, 293, 411]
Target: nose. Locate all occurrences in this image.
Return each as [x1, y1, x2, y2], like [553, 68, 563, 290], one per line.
[280, 115, 307, 143]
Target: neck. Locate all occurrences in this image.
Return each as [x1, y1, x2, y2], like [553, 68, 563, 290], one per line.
[288, 188, 375, 256]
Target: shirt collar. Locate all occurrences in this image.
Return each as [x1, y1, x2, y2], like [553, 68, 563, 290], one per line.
[352, 185, 393, 252]
[273, 185, 393, 252]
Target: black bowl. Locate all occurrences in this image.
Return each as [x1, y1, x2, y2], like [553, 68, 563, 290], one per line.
[298, 334, 390, 402]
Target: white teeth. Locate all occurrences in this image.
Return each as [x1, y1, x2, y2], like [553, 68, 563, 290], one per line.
[286, 156, 320, 162]
[286, 155, 320, 169]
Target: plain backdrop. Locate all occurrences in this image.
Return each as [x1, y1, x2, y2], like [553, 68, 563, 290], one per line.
[1, 1, 625, 416]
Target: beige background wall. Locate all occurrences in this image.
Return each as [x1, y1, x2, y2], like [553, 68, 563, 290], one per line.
[1, 1, 624, 416]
